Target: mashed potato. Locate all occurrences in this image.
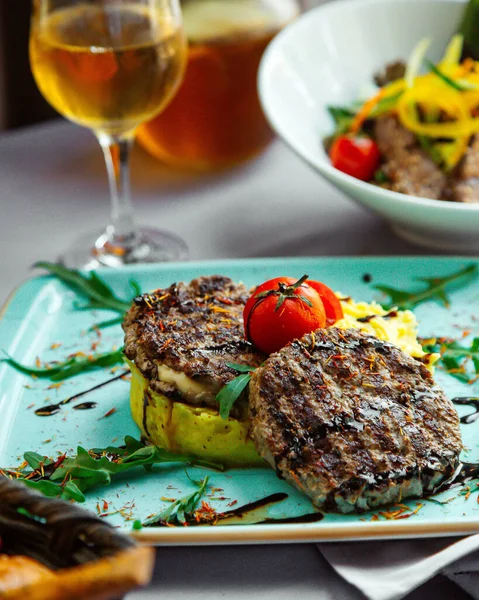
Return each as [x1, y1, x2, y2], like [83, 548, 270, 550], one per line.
[129, 296, 436, 466]
[334, 296, 436, 371]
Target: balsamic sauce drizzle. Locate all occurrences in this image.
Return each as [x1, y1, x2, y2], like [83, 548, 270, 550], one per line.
[431, 399, 479, 491]
[145, 493, 324, 528]
[219, 492, 288, 520]
[452, 397, 479, 424]
[35, 370, 129, 417]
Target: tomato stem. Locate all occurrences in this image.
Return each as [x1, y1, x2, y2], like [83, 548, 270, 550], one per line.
[253, 274, 313, 313]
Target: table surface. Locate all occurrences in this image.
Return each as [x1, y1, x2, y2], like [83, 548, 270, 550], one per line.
[0, 120, 470, 600]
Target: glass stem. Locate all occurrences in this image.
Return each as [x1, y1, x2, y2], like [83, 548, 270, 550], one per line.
[98, 133, 137, 242]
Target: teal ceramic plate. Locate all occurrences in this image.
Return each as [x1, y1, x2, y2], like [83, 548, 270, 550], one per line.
[0, 257, 478, 545]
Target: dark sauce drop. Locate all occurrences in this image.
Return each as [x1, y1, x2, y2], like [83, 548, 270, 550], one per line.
[35, 404, 62, 417]
[357, 310, 398, 324]
[453, 397, 479, 424]
[362, 273, 373, 283]
[357, 315, 376, 323]
[34, 371, 127, 417]
[73, 401, 98, 411]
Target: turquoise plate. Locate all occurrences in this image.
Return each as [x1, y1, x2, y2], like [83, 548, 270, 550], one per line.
[0, 257, 478, 545]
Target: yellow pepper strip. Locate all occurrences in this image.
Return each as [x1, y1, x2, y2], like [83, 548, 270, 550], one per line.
[397, 84, 479, 138]
[437, 137, 469, 170]
[382, 78, 406, 98]
[461, 90, 479, 110]
[439, 34, 464, 68]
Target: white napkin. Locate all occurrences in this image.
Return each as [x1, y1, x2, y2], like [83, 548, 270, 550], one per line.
[318, 534, 479, 600]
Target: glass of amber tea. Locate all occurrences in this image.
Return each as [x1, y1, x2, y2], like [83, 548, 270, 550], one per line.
[136, 0, 301, 170]
[30, 0, 188, 267]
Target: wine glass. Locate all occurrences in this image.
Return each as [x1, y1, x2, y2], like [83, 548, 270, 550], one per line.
[30, 0, 188, 268]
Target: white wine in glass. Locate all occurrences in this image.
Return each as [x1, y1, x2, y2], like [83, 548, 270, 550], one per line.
[30, 0, 188, 267]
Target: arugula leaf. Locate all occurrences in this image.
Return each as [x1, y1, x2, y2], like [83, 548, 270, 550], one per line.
[225, 362, 257, 373]
[1, 347, 125, 381]
[422, 337, 479, 383]
[34, 262, 133, 313]
[143, 476, 210, 526]
[22, 479, 69, 499]
[24, 451, 52, 471]
[62, 480, 86, 502]
[216, 374, 252, 420]
[1, 437, 222, 502]
[88, 316, 125, 332]
[130, 280, 142, 297]
[215, 364, 259, 419]
[374, 264, 477, 310]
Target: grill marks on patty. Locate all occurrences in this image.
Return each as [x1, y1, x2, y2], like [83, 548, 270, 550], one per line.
[249, 328, 462, 513]
[123, 276, 265, 412]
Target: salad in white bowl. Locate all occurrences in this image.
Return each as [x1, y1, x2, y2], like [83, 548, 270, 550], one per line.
[259, 0, 479, 252]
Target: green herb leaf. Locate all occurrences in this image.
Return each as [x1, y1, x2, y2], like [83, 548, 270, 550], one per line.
[374, 264, 477, 310]
[132, 520, 143, 531]
[1, 347, 125, 381]
[62, 480, 86, 502]
[22, 479, 66, 499]
[417, 135, 445, 167]
[216, 373, 251, 420]
[34, 262, 134, 313]
[130, 280, 142, 297]
[17, 507, 46, 523]
[422, 336, 479, 383]
[24, 451, 52, 471]
[369, 91, 404, 118]
[2, 437, 223, 502]
[327, 105, 356, 131]
[425, 59, 467, 91]
[373, 169, 390, 184]
[143, 476, 210, 526]
[88, 316, 125, 332]
[225, 363, 257, 373]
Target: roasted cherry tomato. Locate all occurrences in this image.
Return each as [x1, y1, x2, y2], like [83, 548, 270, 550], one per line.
[329, 135, 380, 181]
[305, 280, 344, 326]
[243, 275, 326, 355]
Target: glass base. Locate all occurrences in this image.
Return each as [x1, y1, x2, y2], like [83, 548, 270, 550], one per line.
[61, 227, 188, 269]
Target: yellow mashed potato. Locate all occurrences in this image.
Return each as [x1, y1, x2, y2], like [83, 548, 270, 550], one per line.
[129, 296, 436, 467]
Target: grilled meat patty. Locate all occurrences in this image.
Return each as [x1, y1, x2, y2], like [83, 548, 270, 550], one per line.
[249, 327, 462, 513]
[123, 275, 265, 416]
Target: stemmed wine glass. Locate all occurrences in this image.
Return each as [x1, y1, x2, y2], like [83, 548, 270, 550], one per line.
[30, 0, 188, 268]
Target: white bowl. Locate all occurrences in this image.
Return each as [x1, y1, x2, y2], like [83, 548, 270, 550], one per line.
[259, 0, 479, 253]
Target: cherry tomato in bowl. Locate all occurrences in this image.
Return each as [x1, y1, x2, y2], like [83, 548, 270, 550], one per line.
[329, 135, 380, 181]
[243, 275, 343, 355]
